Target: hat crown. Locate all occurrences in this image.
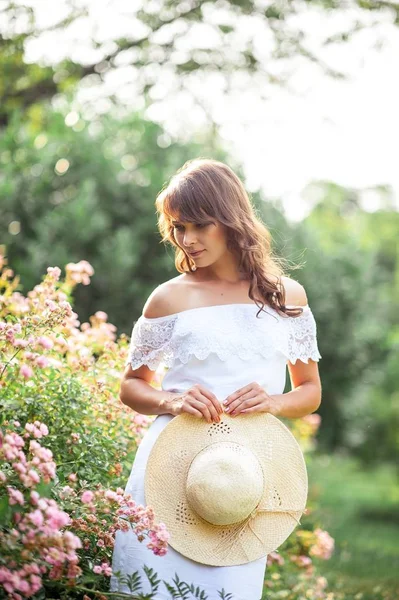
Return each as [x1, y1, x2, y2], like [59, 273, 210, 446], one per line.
[186, 441, 264, 526]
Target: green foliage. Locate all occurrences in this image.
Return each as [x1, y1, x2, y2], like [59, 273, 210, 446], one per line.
[0, 106, 228, 334]
[267, 182, 399, 459]
[308, 454, 399, 598]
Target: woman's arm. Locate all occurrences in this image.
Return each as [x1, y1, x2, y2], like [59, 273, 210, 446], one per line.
[119, 283, 222, 422]
[271, 359, 322, 419]
[273, 277, 322, 418]
[119, 363, 177, 415]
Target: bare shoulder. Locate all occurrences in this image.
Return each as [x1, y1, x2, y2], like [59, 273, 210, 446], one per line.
[275, 275, 308, 307]
[142, 275, 188, 318]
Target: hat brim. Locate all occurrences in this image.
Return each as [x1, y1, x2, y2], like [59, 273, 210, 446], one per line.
[145, 412, 308, 566]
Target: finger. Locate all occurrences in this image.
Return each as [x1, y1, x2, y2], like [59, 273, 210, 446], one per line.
[231, 397, 262, 416]
[181, 405, 204, 419]
[225, 392, 258, 413]
[224, 383, 256, 407]
[196, 384, 223, 415]
[192, 389, 220, 422]
[190, 398, 214, 423]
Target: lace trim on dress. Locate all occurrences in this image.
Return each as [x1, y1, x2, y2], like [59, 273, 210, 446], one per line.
[282, 308, 323, 365]
[128, 314, 179, 371]
[126, 304, 322, 370]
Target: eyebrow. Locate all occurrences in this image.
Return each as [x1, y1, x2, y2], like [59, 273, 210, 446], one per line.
[171, 219, 211, 225]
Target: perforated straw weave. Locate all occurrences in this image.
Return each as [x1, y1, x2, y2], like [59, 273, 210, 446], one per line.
[145, 412, 308, 566]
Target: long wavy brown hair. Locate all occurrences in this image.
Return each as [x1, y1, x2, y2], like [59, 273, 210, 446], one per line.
[155, 158, 304, 319]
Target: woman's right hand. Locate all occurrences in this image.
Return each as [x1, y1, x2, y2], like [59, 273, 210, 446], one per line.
[168, 384, 223, 423]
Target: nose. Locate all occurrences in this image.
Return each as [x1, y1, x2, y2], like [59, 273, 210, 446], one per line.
[183, 230, 197, 247]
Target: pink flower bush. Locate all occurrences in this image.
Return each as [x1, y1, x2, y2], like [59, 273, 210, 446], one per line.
[0, 248, 153, 443]
[0, 422, 83, 598]
[0, 421, 169, 599]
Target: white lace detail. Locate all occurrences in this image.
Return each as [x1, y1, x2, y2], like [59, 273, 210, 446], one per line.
[281, 307, 323, 365]
[127, 314, 178, 370]
[127, 304, 321, 370]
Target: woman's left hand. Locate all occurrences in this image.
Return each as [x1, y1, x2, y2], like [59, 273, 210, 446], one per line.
[223, 382, 282, 417]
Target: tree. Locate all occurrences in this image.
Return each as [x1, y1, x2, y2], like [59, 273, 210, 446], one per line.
[1, 0, 398, 125]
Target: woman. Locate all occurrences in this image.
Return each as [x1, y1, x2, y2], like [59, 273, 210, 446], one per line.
[110, 158, 322, 599]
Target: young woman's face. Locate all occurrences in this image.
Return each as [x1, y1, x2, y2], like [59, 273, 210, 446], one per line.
[172, 217, 229, 268]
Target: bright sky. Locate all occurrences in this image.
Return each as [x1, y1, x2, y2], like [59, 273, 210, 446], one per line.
[17, 0, 399, 221]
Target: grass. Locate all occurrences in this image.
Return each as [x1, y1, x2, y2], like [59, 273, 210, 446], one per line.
[307, 452, 399, 597]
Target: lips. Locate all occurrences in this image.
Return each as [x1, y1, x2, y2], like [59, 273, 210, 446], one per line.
[189, 250, 204, 257]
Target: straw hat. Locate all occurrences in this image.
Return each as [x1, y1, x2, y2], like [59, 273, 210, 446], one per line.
[145, 412, 308, 566]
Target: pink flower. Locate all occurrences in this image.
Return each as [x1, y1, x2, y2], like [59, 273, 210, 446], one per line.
[310, 528, 335, 560]
[7, 487, 25, 506]
[27, 469, 40, 484]
[154, 523, 170, 543]
[30, 491, 40, 505]
[63, 530, 82, 550]
[93, 562, 112, 576]
[315, 576, 328, 590]
[36, 355, 50, 368]
[28, 509, 44, 527]
[25, 422, 48, 439]
[94, 311, 108, 321]
[302, 413, 322, 432]
[66, 260, 94, 286]
[104, 490, 118, 502]
[20, 364, 34, 379]
[44, 299, 57, 311]
[46, 506, 70, 529]
[297, 555, 312, 567]
[13, 339, 29, 348]
[47, 267, 61, 280]
[5, 432, 25, 448]
[81, 490, 94, 504]
[12, 461, 27, 475]
[36, 422, 48, 436]
[59, 486, 74, 499]
[15, 577, 30, 594]
[134, 414, 149, 426]
[267, 551, 285, 566]
[36, 336, 54, 350]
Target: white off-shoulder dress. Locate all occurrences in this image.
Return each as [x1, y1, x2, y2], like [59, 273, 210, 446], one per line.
[110, 302, 322, 600]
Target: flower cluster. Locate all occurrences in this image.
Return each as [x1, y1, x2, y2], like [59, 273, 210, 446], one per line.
[2, 422, 56, 487]
[0, 248, 153, 443]
[0, 421, 82, 599]
[291, 412, 322, 453]
[309, 528, 335, 561]
[0, 420, 170, 599]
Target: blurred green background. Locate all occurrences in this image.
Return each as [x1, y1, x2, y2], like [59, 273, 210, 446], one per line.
[1, 1, 398, 596]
